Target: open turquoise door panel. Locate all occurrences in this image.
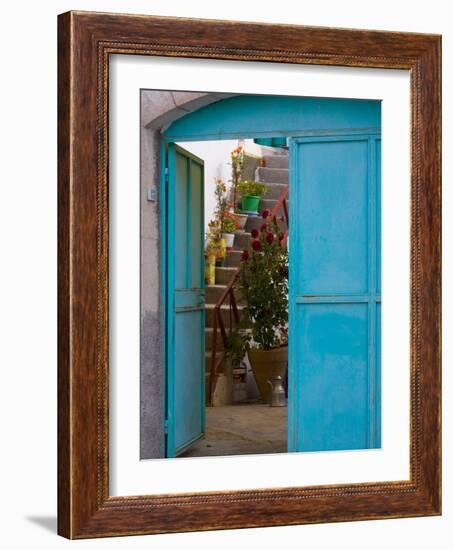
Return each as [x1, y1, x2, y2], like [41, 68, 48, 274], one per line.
[288, 134, 381, 453]
[165, 143, 205, 457]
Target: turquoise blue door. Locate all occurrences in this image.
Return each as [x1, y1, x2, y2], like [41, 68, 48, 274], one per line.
[165, 143, 205, 457]
[288, 133, 381, 452]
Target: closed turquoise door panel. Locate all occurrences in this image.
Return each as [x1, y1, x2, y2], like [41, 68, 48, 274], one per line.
[288, 134, 381, 452]
[166, 144, 205, 457]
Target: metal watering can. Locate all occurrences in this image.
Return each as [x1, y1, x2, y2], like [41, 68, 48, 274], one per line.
[267, 376, 287, 407]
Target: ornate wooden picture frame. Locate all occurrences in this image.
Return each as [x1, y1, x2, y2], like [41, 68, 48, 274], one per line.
[58, 10, 441, 539]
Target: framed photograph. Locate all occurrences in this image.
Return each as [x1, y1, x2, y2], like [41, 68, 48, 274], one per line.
[58, 11, 441, 539]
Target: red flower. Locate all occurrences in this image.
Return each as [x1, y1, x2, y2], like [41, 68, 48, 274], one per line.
[266, 232, 275, 244]
[251, 228, 259, 238]
[260, 223, 268, 232]
[251, 240, 262, 251]
[262, 209, 270, 219]
[278, 232, 285, 242]
[241, 249, 249, 261]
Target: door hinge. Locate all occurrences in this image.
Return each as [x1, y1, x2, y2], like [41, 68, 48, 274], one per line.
[164, 166, 169, 183]
[164, 419, 169, 434]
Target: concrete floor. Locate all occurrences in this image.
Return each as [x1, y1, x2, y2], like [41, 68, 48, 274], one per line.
[179, 403, 287, 458]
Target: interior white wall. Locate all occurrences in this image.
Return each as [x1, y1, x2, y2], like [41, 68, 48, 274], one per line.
[176, 139, 239, 231]
[177, 139, 262, 232]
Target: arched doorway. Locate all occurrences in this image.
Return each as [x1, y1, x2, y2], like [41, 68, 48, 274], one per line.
[145, 93, 381, 458]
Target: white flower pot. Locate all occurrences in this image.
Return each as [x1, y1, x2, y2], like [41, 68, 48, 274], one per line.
[234, 212, 248, 231]
[221, 233, 235, 249]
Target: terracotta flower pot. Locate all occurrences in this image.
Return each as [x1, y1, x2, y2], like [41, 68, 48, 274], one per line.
[247, 346, 288, 404]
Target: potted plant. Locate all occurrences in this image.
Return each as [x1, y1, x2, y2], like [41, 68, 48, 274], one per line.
[221, 212, 238, 249]
[205, 218, 222, 267]
[229, 145, 248, 230]
[238, 216, 288, 403]
[205, 178, 231, 261]
[237, 180, 268, 215]
[223, 328, 250, 404]
[234, 211, 248, 232]
[230, 145, 244, 209]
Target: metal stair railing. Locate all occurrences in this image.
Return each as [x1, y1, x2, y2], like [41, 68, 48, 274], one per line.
[207, 184, 289, 405]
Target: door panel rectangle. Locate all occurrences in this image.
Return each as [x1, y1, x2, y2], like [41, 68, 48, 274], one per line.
[295, 139, 369, 296]
[175, 151, 188, 290]
[190, 161, 203, 289]
[293, 303, 369, 451]
[174, 310, 204, 453]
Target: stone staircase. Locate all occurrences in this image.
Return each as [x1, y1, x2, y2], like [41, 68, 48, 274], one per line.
[205, 147, 289, 404]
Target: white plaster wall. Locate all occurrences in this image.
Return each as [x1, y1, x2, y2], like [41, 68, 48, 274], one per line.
[176, 139, 240, 230]
[178, 138, 264, 232]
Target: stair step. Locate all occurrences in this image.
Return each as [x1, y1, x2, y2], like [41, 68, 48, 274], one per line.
[205, 283, 245, 306]
[215, 266, 237, 285]
[205, 303, 245, 328]
[263, 154, 289, 169]
[261, 199, 289, 217]
[245, 214, 288, 232]
[225, 249, 243, 268]
[263, 182, 288, 200]
[255, 166, 289, 185]
[205, 284, 228, 305]
[245, 215, 266, 232]
[260, 198, 278, 212]
[234, 231, 251, 249]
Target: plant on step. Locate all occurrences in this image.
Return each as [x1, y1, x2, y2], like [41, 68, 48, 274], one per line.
[224, 328, 250, 368]
[206, 218, 221, 243]
[221, 211, 239, 235]
[238, 179, 268, 214]
[207, 177, 228, 242]
[238, 220, 288, 403]
[205, 219, 226, 266]
[220, 211, 240, 249]
[229, 145, 244, 212]
[237, 179, 268, 198]
[213, 177, 229, 223]
[238, 218, 288, 350]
